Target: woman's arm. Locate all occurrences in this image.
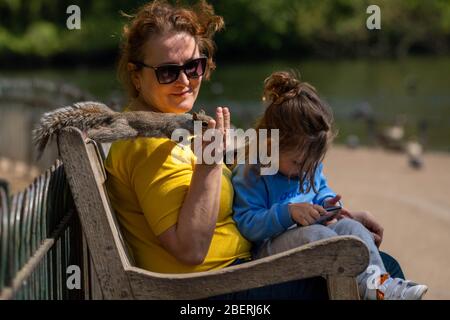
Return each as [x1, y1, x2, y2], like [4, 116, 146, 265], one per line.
[157, 107, 228, 265]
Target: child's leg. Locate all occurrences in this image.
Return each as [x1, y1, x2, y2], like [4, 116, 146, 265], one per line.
[255, 224, 338, 259]
[328, 218, 387, 297]
[328, 218, 427, 300]
[328, 218, 387, 273]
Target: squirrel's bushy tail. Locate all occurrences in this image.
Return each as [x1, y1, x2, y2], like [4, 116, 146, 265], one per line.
[33, 101, 115, 159]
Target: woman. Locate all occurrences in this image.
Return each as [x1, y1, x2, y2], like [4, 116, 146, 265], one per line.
[105, 0, 403, 299]
[106, 0, 251, 274]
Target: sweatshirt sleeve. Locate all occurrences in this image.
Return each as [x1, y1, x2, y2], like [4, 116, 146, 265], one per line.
[232, 165, 294, 242]
[312, 163, 336, 206]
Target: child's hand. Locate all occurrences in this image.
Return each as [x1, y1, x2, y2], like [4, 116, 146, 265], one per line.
[323, 194, 342, 208]
[288, 203, 327, 226]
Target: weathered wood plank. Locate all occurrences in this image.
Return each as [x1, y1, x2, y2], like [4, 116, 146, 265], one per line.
[327, 276, 360, 300]
[126, 236, 369, 299]
[89, 253, 104, 300]
[58, 127, 133, 299]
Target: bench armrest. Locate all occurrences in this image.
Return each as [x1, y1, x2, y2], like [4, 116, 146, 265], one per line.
[126, 235, 369, 299]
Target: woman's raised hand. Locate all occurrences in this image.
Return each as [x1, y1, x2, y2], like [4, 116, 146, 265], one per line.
[207, 106, 230, 139]
[201, 107, 230, 165]
[222, 107, 230, 150]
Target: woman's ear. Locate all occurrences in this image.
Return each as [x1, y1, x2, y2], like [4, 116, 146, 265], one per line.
[127, 62, 136, 72]
[128, 62, 141, 91]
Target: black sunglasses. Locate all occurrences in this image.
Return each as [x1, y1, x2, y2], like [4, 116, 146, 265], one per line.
[132, 56, 208, 84]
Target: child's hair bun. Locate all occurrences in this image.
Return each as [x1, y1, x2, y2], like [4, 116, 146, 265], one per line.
[263, 70, 302, 104]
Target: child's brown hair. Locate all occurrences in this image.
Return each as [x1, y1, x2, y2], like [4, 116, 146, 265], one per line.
[255, 70, 336, 193]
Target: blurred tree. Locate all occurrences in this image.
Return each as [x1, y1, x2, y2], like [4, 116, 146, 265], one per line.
[0, 0, 449, 66]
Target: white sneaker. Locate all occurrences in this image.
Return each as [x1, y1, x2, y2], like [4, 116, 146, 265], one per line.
[365, 276, 428, 300]
[381, 278, 428, 300]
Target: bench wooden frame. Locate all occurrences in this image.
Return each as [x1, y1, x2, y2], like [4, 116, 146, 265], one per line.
[57, 127, 369, 300]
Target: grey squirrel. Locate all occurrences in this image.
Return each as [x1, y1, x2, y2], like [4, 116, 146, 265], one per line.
[33, 101, 212, 159]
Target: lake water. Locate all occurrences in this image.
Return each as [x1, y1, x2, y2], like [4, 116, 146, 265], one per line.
[2, 56, 450, 151]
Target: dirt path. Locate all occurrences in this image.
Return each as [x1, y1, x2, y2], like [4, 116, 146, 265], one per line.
[0, 157, 40, 194]
[324, 146, 450, 299]
[1, 146, 449, 299]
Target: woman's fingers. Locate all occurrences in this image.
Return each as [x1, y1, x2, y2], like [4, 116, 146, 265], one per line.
[207, 118, 216, 130]
[366, 220, 384, 245]
[222, 107, 230, 149]
[337, 208, 353, 220]
[215, 107, 224, 132]
[223, 107, 230, 130]
[372, 232, 382, 248]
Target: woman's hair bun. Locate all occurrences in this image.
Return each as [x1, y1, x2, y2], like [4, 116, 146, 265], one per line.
[263, 70, 301, 104]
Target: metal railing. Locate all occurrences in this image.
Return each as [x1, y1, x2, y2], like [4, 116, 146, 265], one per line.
[0, 160, 98, 300]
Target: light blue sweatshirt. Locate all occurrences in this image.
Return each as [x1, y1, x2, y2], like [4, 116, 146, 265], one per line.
[232, 163, 336, 246]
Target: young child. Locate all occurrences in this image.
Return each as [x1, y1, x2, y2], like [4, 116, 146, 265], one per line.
[232, 71, 428, 300]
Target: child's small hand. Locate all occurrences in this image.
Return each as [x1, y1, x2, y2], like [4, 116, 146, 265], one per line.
[288, 203, 327, 226]
[323, 194, 344, 226]
[324, 194, 342, 208]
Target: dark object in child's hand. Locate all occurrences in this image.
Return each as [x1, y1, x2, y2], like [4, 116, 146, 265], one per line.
[314, 205, 342, 225]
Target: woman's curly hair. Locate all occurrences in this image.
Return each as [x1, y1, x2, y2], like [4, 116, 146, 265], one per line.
[117, 0, 224, 99]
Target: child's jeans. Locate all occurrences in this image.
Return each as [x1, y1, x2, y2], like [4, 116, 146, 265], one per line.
[255, 218, 387, 296]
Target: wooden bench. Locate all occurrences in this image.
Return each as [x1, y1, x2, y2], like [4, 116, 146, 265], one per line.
[57, 127, 369, 300]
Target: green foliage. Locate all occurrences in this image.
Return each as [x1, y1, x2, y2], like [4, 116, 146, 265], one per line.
[0, 0, 449, 63]
[213, 0, 450, 58]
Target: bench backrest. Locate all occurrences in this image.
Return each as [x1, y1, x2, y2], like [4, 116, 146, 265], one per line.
[58, 127, 135, 299]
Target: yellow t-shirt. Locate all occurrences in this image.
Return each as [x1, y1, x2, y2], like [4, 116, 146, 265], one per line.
[104, 136, 251, 273]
